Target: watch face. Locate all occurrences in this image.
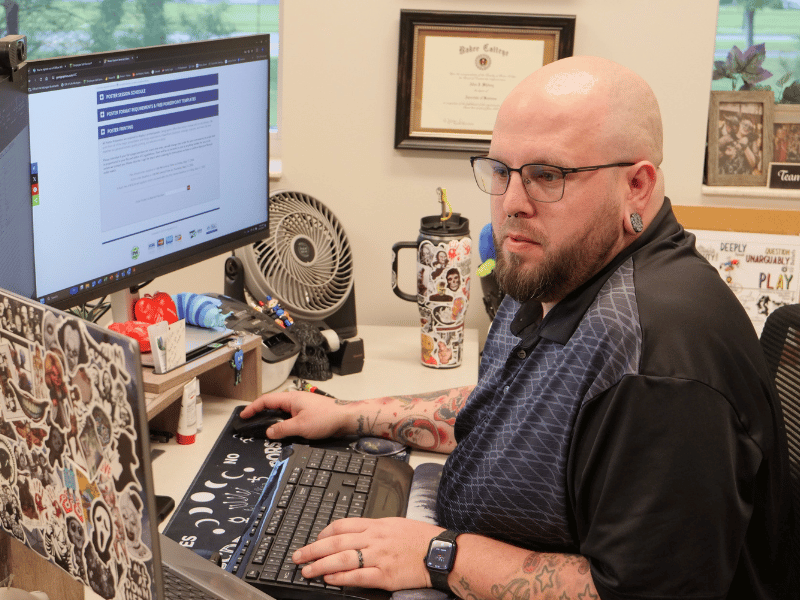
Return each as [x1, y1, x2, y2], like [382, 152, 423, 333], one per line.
[426, 540, 455, 571]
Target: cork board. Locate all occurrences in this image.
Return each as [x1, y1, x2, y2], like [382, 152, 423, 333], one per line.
[672, 205, 800, 236]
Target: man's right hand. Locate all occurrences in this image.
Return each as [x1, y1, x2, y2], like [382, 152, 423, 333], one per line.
[239, 390, 364, 441]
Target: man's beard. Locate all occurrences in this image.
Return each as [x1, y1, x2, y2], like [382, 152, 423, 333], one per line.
[493, 211, 619, 304]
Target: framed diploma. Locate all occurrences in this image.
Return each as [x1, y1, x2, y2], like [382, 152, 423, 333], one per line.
[395, 10, 575, 152]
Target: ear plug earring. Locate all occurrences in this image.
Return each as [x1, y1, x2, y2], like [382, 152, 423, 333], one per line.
[630, 213, 644, 233]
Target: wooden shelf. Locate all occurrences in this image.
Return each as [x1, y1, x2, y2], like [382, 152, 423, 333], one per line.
[143, 332, 262, 421]
[0, 534, 83, 600]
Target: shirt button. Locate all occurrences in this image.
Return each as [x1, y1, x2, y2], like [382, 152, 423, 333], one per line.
[517, 350, 527, 359]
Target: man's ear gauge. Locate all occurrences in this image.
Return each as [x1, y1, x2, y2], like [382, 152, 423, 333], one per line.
[630, 213, 644, 233]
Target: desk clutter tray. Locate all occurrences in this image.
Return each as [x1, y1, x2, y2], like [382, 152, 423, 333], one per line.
[161, 406, 408, 563]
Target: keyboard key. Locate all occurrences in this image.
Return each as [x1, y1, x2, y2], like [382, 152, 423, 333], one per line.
[259, 568, 278, 582]
[293, 571, 311, 586]
[287, 467, 302, 484]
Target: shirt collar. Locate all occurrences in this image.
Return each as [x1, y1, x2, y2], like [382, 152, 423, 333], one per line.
[510, 198, 677, 347]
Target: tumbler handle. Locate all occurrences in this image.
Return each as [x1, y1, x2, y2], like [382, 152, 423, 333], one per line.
[391, 241, 418, 302]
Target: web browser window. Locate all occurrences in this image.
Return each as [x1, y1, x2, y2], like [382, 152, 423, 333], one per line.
[27, 37, 270, 305]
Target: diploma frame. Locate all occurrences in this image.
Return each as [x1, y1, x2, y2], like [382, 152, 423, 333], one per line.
[395, 10, 575, 152]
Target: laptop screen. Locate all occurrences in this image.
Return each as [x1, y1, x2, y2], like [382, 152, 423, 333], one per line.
[0, 288, 161, 600]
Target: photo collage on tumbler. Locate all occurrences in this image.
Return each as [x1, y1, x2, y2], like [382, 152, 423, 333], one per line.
[416, 237, 471, 368]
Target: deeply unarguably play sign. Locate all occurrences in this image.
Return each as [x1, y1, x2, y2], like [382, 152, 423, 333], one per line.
[691, 229, 800, 336]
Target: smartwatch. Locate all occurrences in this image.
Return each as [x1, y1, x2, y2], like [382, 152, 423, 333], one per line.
[425, 529, 460, 593]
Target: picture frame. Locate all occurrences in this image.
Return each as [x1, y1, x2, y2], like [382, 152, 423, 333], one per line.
[772, 103, 800, 164]
[394, 10, 576, 152]
[707, 90, 774, 186]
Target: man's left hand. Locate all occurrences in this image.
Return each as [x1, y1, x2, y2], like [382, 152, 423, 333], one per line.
[292, 517, 443, 591]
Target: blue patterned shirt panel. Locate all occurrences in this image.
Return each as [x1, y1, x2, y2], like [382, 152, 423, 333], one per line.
[437, 260, 643, 549]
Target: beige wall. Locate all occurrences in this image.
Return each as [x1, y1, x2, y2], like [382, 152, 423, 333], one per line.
[144, 1, 772, 345]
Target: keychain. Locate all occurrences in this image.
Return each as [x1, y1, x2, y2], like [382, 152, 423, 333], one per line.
[229, 334, 244, 386]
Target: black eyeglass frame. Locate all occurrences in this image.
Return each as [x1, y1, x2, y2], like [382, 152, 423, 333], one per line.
[470, 156, 636, 203]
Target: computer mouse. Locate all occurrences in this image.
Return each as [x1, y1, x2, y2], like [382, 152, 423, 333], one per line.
[231, 409, 292, 439]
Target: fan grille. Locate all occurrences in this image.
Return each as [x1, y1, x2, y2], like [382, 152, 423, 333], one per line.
[236, 190, 354, 320]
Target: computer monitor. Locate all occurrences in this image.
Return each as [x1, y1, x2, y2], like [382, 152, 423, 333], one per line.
[25, 35, 270, 317]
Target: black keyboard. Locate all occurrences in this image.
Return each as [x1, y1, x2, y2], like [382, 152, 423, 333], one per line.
[229, 444, 414, 600]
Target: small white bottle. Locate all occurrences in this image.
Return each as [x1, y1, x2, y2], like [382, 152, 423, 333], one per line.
[195, 388, 203, 432]
[176, 377, 198, 444]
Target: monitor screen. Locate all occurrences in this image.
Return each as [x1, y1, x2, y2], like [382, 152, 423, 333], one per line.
[25, 34, 270, 310]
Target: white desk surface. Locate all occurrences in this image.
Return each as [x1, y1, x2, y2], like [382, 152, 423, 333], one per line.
[82, 326, 479, 600]
[150, 325, 479, 527]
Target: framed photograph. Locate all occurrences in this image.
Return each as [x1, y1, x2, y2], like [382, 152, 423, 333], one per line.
[394, 10, 575, 152]
[707, 90, 774, 186]
[772, 103, 800, 164]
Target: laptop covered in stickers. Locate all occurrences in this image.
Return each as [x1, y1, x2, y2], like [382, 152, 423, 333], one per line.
[0, 287, 273, 600]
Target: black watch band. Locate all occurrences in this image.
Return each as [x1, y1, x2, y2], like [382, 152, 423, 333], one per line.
[425, 529, 460, 593]
[429, 569, 451, 594]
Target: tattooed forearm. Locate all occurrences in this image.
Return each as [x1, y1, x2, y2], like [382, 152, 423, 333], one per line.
[433, 386, 471, 425]
[355, 411, 385, 437]
[351, 386, 473, 451]
[452, 551, 596, 600]
[458, 577, 481, 600]
[394, 386, 473, 424]
[523, 552, 590, 577]
[490, 579, 531, 600]
[391, 415, 445, 450]
[334, 398, 367, 406]
[355, 410, 447, 450]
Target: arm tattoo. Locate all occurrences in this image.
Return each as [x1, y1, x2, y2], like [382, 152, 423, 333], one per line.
[354, 410, 447, 450]
[333, 398, 367, 406]
[453, 552, 596, 600]
[350, 387, 472, 450]
[395, 387, 471, 424]
[490, 579, 531, 600]
[391, 415, 446, 450]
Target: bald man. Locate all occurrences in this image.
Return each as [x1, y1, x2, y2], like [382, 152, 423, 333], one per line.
[241, 57, 792, 599]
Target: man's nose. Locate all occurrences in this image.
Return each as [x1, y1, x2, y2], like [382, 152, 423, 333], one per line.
[501, 171, 536, 218]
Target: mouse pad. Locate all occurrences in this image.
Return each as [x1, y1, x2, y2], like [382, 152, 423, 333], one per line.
[161, 406, 407, 563]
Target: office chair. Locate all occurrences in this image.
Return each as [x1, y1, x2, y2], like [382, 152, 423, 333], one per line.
[759, 304, 800, 590]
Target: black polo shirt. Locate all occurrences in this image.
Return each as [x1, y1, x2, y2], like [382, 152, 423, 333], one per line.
[436, 199, 792, 599]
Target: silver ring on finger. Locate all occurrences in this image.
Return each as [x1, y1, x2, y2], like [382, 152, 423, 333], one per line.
[355, 549, 364, 569]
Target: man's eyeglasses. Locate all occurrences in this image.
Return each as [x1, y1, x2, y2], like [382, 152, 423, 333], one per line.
[470, 156, 635, 203]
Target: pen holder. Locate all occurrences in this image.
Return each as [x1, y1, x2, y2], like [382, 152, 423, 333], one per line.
[391, 213, 471, 368]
